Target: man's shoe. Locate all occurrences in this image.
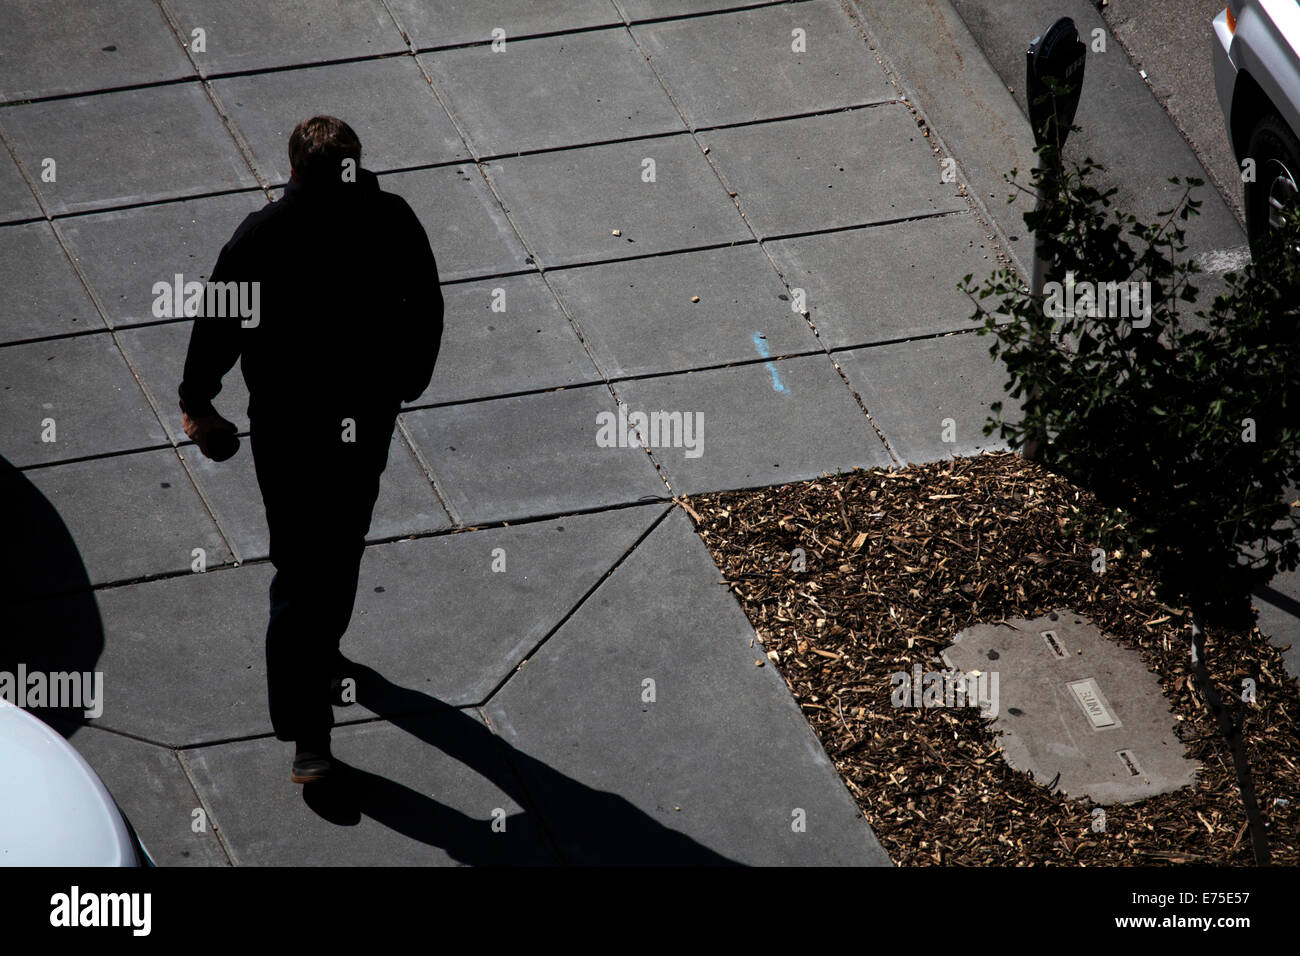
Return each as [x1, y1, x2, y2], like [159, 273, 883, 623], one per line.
[291, 744, 334, 784]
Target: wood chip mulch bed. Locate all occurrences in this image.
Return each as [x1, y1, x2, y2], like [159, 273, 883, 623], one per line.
[684, 452, 1300, 866]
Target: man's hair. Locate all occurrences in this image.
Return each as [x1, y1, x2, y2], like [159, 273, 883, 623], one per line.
[288, 115, 362, 187]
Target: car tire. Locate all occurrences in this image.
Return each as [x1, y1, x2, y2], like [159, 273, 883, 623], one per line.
[1245, 113, 1300, 257]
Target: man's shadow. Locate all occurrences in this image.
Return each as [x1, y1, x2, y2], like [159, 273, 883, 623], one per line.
[0, 456, 104, 735]
[303, 661, 743, 866]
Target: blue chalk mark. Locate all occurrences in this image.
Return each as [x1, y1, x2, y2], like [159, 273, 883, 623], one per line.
[752, 332, 787, 394]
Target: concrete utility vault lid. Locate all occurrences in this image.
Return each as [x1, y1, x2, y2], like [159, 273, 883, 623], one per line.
[942, 610, 1199, 804]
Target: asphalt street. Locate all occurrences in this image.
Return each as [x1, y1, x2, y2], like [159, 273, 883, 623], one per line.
[1104, 0, 1247, 226]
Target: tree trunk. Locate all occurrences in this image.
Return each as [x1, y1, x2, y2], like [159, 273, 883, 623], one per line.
[1188, 612, 1271, 865]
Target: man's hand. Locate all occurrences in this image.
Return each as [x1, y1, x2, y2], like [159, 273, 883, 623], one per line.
[182, 408, 240, 461]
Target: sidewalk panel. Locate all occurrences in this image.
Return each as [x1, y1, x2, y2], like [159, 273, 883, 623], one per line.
[214, 57, 469, 184]
[484, 135, 749, 267]
[415, 274, 599, 405]
[89, 562, 275, 746]
[0, 0, 193, 102]
[765, 213, 991, 349]
[24, 448, 234, 591]
[0, 333, 169, 466]
[847, 0, 1036, 275]
[379, 165, 532, 281]
[388, 0, 621, 49]
[339, 505, 667, 706]
[618, 0, 783, 21]
[484, 507, 892, 865]
[402, 384, 669, 524]
[62, 725, 229, 866]
[0, 221, 102, 343]
[165, 0, 406, 76]
[184, 713, 557, 865]
[0, 150, 42, 223]
[58, 192, 268, 329]
[420, 29, 681, 156]
[836, 331, 1016, 463]
[613, 353, 892, 495]
[700, 107, 966, 239]
[546, 244, 821, 379]
[634, 0, 893, 129]
[1, 84, 259, 215]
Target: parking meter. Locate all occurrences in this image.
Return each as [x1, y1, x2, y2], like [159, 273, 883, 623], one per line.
[1026, 16, 1088, 300]
[1023, 18, 1087, 463]
[1026, 17, 1086, 156]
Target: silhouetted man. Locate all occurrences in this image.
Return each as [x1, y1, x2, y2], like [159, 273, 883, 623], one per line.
[178, 116, 443, 783]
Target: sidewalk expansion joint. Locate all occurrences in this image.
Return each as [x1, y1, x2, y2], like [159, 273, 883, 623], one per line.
[614, 0, 824, 29]
[174, 747, 238, 866]
[36, 183, 270, 222]
[475, 503, 675, 707]
[15, 441, 178, 474]
[827, 324, 992, 356]
[395, 415, 460, 527]
[78, 497, 672, 595]
[0, 73, 198, 109]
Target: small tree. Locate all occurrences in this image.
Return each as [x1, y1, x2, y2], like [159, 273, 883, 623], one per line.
[964, 142, 1300, 866]
[962, 150, 1300, 631]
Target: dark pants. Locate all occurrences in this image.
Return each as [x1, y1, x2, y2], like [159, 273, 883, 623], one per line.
[251, 407, 397, 745]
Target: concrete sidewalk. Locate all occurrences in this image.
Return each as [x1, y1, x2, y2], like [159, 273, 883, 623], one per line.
[0, 0, 1021, 865]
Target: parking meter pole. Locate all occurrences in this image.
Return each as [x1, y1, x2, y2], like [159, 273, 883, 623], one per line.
[1022, 18, 1086, 463]
[1023, 158, 1059, 463]
[1030, 189, 1052, 301]
[1022, 183, 1052, 463]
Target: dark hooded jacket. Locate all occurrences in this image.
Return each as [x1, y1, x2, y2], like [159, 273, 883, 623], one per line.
[178, 168, 443, 428]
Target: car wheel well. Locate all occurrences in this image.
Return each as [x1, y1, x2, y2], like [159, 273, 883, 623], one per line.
[1231, 69, 1278, 163]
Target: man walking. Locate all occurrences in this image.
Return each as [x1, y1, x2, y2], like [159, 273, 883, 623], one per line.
[178, 116, 443, 783]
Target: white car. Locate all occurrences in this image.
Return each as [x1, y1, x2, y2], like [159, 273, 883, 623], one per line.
[1213, 1, 1300, 252]
[0, 701, 152, 866]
